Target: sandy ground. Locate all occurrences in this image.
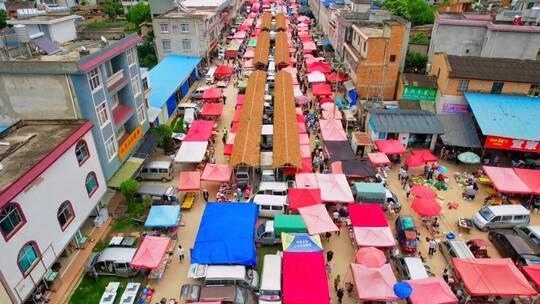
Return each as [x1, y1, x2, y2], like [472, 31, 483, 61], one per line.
[146, 64, 540, 303]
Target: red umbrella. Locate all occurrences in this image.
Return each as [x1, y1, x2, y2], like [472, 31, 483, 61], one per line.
[327, 72, 347, 83]
[214, 65, 233, 76]
[412, 198, 441, 217]
[411, 185, 436, 199]
[355, 247, 387, 268]
[405, 155, 424, 167]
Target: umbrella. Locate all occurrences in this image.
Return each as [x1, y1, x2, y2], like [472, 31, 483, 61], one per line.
[458, 152, 480, 164]
[436, 166, 448, 173]
[355, 247, 387, 267]
[411, 185, 436, 199]
[394, 282, 413, 299]
[405, 155, 424, 167]
[411, 198, 441, 217]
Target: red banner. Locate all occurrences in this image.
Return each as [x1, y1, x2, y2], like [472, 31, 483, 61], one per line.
[485, 136, 540, 153]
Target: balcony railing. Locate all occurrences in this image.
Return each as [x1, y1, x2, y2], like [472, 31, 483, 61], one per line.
[106, 69, 126, 91]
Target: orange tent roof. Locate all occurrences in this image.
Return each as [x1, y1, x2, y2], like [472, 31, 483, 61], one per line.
[254, 31, 270, 66]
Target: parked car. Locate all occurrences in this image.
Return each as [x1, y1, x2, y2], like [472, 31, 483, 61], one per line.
[395, 215, 418, 254]
[191, 86, 210, 99]
[488, 230, 540, 266]
[85, 247, 139, 277]
[439, 239, 475, 263]
[514, 225, 540, 252]
[180, 285, 257, 304]
[394, 256, 431, 280]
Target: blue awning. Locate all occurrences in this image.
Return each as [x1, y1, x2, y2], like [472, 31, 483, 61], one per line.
[144, 205, 180, 228]
[322, 1, 335, 7]
[148, 55, 201, 108]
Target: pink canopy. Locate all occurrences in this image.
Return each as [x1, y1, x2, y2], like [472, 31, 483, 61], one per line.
[411, 197, 441, 217]
[452, 258, 537, 296]
[297, 122, 307, 134]
[319, 119, 343, 131]
[355, 247, 387, 267]
[202, 88, 223, 100]
[353, 227, 396, 247]
[349, 204, 388, 227]
[331, 161, 343, 174]
[233, 31, 247, 39]
[184, 120, 214, 142]
[315, 173, 354, 203]
[300, 35, 313, 42]
[321, 124, 347, 141]
[321, 102, 337, 111]
[412, 149, 438, 162]
[232, 108, 243, 122]
[288, 188, 322, 210]
[483, 166, 531, 194]
[295, 173, 319, 188]
[406, 278, 458, 304]
[131, 236, 171, 269]
[224, 133, 235, 155]
[312, 83, 333, 96]
[375, 139, 407, 155]
[201, 103, 224, 117]
[178, 171, 201, 191]
[245, 59, 254, 68]
[214, 65, 233, 76]
[307, 61, 331, 74]
[305, 55, 318, 65]
[283, 252, 329, 304]
[244, 48, 255, 58]
[299, 133, 309, 145]
[201, 164, 232, 183]
[411, 185, 436, 199]
[282, 66, 297, 74]
[515, 168, 540, 195]
[405, 155, 425, 167]
[298, 204, 338, 235]
[322, 110, 343, 120]
[300, 144, 311, 158]
[351, 263, 398, 301]
[236, 94, 245, 106]
[368, 152, 391, 165]
[302, 41, 317, 51]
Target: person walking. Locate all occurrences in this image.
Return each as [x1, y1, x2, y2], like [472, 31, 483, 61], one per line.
[335, 221, 342, 236]
[326, 263, 332, 275]
[324, 231, 332, 242]
[345, 281, 354, 297]
[428, 238, 437, 256]
[333, 210, 340, 223]
[326, 250, 334, 262]
[334, 275, 341, 291]
[404, 182, 411, 199]
[203, 189, 209, 203]
[336, 287, 344, 304]
[178, 245, 185, 263]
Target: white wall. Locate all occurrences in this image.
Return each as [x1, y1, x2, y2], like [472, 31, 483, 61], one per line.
[49, 19, 77, 44]
[0, 130, 106, 303]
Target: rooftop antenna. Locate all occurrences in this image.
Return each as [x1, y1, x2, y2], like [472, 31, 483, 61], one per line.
[175, 0, 190, 13]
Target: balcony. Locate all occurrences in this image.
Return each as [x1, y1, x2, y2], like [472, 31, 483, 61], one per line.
[106, 69, 127, 92]
[112, 104, 135, 127]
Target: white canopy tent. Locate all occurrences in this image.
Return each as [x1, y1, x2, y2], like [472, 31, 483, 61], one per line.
[174, 141, 208, 163]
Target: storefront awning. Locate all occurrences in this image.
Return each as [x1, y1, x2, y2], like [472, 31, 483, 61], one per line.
[437, 113, 481, 148]
[369, 109, 443, 134]
[108, 157, 144, 188]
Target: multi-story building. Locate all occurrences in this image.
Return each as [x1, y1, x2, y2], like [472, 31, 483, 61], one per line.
[0, 119, 107, 304]
[430, 52, 540, 113]
[436, 0, 473, 13]
[428, 13, 540, 62]
[0, 13, 150, 181]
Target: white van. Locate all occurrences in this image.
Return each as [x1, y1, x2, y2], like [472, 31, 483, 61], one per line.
[259, 254, 282, 304]
[254, 182, 288, 196]
[206, 67, 217, 84]
[191, 86, 210, 99]
[473, 205, 530, 231]
[439, 239, 475, 263]
[135, 182, 178, 203]
[184, 107, 198, 126]
[395, 256, 430, 280]
[252, 194, 288, 218]
[177, 103, 200, 115]
[204, 265, 259, 290]
[137, 160, 174, 182]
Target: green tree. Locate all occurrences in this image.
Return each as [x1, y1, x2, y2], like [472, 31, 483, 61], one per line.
[137, 31, 157, 68]
[0, 10, 8, 30]
[104, 0, 123, 20]
[127, 3, 151, 26]
[410, 32, 429, 45]
[120, 179, 143, 217]
[383, 0, 435, 25]
[404, 51, 428, 73]
[153, 124, 174, 153]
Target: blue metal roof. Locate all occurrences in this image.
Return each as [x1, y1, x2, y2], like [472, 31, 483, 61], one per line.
[148, 55, 201, 108]
[465, 93, 540, 141]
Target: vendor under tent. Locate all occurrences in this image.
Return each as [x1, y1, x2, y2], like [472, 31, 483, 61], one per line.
[178, 171, 201, 192]
[374, 139, 407, 155]
[483, 166, 532, 194]
[201, 103, 224, 117]
[307, 71, 326, 83]
[192, 203, 259, 267]
[324, 140, 356, 161]
[145, 205, 180, 228]
[288, 188, 322, 210]
[452, 258, 537, 297]
[315, 173, 354, 203]
[368, 152, 391, 165]
[202, 88, 223, 101]
[283, 252, 329, 304]
[298, 204, 338, 235]
[295, 173, 319, 188]
[412, 149, 438, 162]
[274, 214, 307, 235]
[183, 120, 214, 142]
[200, 164, 232, 183]
[174, 141, 208, 163]
[131, 236, 172, 269]
[307, 61, 331, 74]
[282, 233, 323, 252]
[312, 83, 333, 96]
[406, 278, 458, 304]
[351, 263, 398, 301]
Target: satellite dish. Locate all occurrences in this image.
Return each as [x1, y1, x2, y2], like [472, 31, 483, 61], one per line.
[100, 36, 108, 43]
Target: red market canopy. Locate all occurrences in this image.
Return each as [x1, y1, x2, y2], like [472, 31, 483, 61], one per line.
[368, 152, 391, 165]
[233, 108, 243, 122]
[355, 247, 387, 268]
[411, 185, 436, 199]
[283, 252, 329, 304]
[411, 197, 441, 217]
[178, 171, 201, 191]
[412, 149, 438, 162]
[201, 164, 232, 183]
[307, 61, 331, 74]
[184, 120, 214, 142]
[236, 94, 245, 106]
[483, 166, 532, 194]
[349, 204, 388, 227]
[214, 65, 233, 76]
[327, 72, 347, 82]
[375, 139, 407, 155]
[312, 83, 333, 96]
[514, 168, 540, 195]
[202, 88, 223, 100]
[131, 236, 171, 269]
[288, 188, 322, 210]
[405, 155, 425, 167]
[300, 35, 313, 42]
[452, 258, 537, 296]
[522, 265, 540, 288]
[224, 133, 235, 155]
[351, 263, 398, 301]
[284, 158, 314, 175]
[201, 103, 224, 117]
[298, 204, 338, 235]
[406, 278, 458, 304]
[320, 97, 334, 104]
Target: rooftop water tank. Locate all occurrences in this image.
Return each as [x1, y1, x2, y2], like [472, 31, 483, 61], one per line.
[14, 24, 31, 44]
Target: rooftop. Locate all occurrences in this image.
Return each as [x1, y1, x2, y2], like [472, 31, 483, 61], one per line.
[369, 109, 444, 134]
[445, 54, 540, 83]
[160, 7, 218, 19]
[436, 12, 540, 33]
[7, 13, 77, 24]
[352, 24, 384, 37]
[0, 120, 91, 197]
[402, 73, 438, 89]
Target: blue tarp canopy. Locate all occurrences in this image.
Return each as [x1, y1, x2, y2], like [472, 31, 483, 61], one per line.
[191, 203, 259, 267]
[148, 55, 201, 108]
[465, 93, 540, 141]
[322, 1, 335, 7]
[144, 205, 181, 228]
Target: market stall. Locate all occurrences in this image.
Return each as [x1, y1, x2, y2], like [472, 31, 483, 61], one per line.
[349, 204, 396, 248]
[183, 120, 214, 142]
[307, 61, 331, 74]
[144, 205, 181, 230]
[177, 171, 201, 209]
[307, 71, 326, 84]
[406, 278, 457, 304]
[200, 164, 232, 183]
[324, 140, 356, 161]
[202, 87, 224, 102]
[274, 214, 308, 235]
[374, 139, 407, 155]
[298, 204, 338, 235]
[315, 173, 354, 203]
[200, 103, 224, 118]
[295, 173, 319, 188]
[174, 141, 208, 163]
[131, 236, 174, 280]
[288, 188, 322, 210]
[283, 252, 329, 304]
[351, 263, 398, 301]
[368, 152, 391, 165]
[353, 182, 386, 204]
[282, 233, 323, 252]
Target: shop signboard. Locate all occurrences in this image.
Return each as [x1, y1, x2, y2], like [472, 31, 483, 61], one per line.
[485, 136, 540, 153]
[442, 103, 469, 113]
[118, 126, 143, 160]
[402, 86, 437, 101]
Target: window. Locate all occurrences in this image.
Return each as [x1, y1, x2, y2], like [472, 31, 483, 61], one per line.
[115, 125, 126, 139]
[162, 39, 171, 51]
[105, 135, 117, 160]
[132, 75, 141, 96]
[85, 172, 99, 197]
[159, 23, 169, 33]
[389, 55, 396, 62]
[142, 78, 149, 91]
[182, 39, 192, 51]
[57, 201, 75, 231]
[137, 103, 147, 123]
[127, 48, 136, 67]
[111, 94, 120, 109]
[75, 140, 90, 165]
[96, 102, 110, 127]
[88, 68, 101, 91]
[458, 80, 469, 92]
[529, 84, 540, 97]
[18, 242, 40, 275]
[180, 23, 190, 32]
[491, 81, 504, 94]
[0, 203, 26, 240]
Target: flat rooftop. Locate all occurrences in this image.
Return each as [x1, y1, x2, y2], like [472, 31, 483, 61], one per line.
[7, 13, 77, 24]
[353, 24, 384, 37]
[160, 8, 217, 19]
[0, 120, 87, 192]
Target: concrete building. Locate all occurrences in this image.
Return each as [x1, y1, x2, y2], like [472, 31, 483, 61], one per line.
[0, 14, 150, 181]
[7, 12, 77, 44]
[0, 120, 107, 304]
[428, 13, 540, 62]
[430, 52, 540, 113]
